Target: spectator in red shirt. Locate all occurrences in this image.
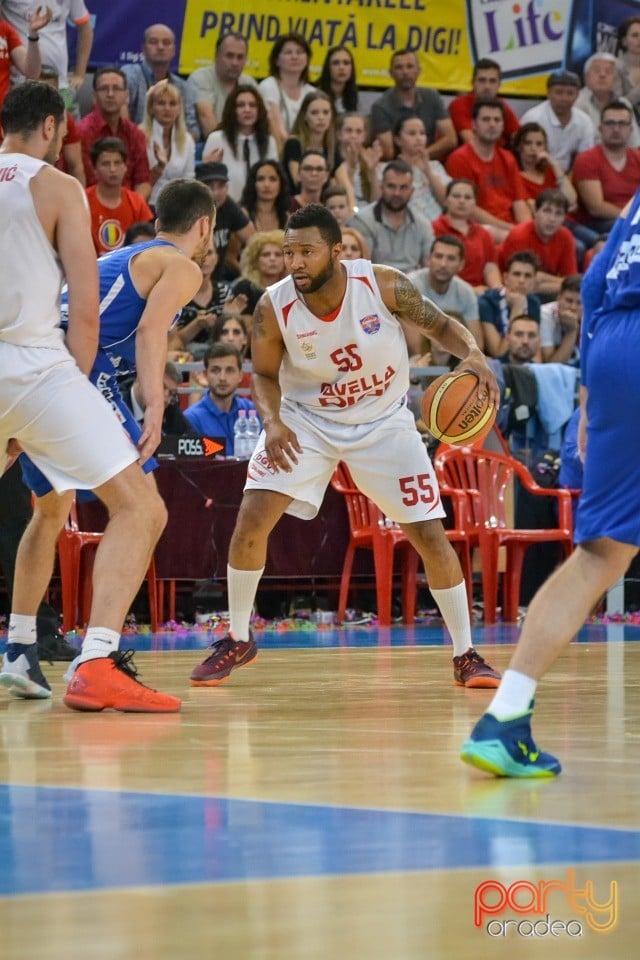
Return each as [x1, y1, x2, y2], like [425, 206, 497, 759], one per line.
[448, 58, 520, 148]
[86, 137, 153, 255]
[446, 99, 531, 243]
[39, 65, 86, 185]
[572, 99, 640, 233]
[0, 8, 50, 111]
[432, 178, 501, 293]
[498, 189, 578, 299]
[78, 67, 151, 200]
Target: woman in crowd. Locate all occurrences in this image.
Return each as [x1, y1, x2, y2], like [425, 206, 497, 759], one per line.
[616, 16, 640, 114]
[392, 115, 450, 221]
[169, 244, 247, 359]
[340, 227, 370, 261]
[258, 33, 316, 152]
[202, 86, 278, 202]
[317, 46, 359, 114]
[283, 90, 337, 191]
[141, 81, 195, 208]
[512, 122, 577, 209]
[231, 229, 286, 316]
[333, 112, 381, 212]
[240, 159, 291, 232]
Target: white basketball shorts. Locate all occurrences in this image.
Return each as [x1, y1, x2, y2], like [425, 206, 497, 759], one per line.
[0, 344, 138, 493]
[245, 398, 446, 523]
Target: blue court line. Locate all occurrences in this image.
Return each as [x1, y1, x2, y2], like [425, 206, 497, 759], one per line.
[0, 785, 638, 896]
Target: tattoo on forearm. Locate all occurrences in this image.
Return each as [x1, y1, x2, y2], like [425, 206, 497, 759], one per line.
[393, 274, 440, 332]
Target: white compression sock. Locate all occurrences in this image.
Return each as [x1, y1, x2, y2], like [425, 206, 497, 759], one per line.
[487, 669, 538, 720]
[430, 581, 472, 658]
[8, 614, 37, 646]
[78, 627, 121, 664]
[228, 565, 264, 641]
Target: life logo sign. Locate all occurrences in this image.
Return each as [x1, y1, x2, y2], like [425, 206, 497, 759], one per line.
[474, 869, 618, 938]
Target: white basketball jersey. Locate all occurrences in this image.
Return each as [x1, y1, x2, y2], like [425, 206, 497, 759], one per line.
[0, 153, 65, 349]
[268, 259, 409, 423]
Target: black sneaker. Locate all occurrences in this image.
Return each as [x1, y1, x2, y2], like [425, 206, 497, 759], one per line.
[0, 643, 52, 699]
[38, 630, 79, 662]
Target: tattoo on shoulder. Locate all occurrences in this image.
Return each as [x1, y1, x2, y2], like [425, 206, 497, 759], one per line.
[393, 273, 439, 332]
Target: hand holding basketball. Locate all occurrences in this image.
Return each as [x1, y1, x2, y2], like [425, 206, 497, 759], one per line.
[421, 371, 496, 445]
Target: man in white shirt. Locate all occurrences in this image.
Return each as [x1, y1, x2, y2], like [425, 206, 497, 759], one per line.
[1, 0, 93, 106]
[520, 70, 595, 173]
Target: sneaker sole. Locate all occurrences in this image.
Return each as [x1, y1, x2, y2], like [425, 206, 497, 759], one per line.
[189, 650, 258, 687]
[62, 693, 181, 713]
[0, 672, 52, 700]
[460, 739, 560, 778]
[454, 675, 501, 689]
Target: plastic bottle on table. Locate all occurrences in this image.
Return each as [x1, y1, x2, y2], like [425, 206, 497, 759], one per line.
[233, 408, 248, 459]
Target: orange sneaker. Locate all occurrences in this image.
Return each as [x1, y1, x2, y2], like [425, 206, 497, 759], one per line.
[63, 651, 181, 713]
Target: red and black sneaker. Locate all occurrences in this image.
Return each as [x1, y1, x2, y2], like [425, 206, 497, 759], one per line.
[453, 648, 501, 688]
[190, 632, 258, 687]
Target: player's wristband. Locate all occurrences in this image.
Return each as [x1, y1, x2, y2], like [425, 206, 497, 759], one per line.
[28, 35, 39, 42]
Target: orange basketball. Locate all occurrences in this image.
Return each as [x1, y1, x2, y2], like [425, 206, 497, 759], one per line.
[421, 371, 495, 445]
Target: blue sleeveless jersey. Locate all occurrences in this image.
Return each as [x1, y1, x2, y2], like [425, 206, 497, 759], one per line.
[61, 238, 179, 401]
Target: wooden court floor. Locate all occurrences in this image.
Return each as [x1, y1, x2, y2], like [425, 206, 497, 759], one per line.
[1, 623, 639, 959]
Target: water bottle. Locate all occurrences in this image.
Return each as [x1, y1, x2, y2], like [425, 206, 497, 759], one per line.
[246, 409, 261, 457]
[233, 409, 248, 459]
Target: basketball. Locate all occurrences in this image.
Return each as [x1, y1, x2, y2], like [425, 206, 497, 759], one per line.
[421, 371, 495, 445]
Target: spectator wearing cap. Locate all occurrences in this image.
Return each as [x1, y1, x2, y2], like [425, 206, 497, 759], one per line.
[575, 52, 640, 147]
[520, 70, 595, 173]
[195, 162, 255, 280]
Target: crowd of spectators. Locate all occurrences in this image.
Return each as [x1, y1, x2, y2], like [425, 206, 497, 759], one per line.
[3, 6, 635, 448]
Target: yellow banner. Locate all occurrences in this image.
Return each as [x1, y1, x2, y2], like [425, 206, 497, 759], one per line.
[179, 0, 572, 96]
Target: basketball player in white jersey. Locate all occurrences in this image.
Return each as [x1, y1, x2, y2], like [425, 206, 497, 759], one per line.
[190, 203, 502, 688]
[0, 82, 211, 712]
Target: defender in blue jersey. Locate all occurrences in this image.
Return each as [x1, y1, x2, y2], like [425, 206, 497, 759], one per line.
[20, 236, 182, 497]
[1, 168, 214, 713]
[461, 190, 640, 778]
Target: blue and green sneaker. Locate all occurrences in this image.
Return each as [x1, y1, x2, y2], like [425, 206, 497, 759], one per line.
[461, 707, 561, 778]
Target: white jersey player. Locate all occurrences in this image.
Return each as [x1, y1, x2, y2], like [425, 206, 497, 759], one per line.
[189, 203, 502, 690]
[0, 82, 212, 712]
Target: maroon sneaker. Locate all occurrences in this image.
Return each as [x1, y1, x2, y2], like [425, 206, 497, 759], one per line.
[453, 648, 501, 688]
[190, 633, 258, 687]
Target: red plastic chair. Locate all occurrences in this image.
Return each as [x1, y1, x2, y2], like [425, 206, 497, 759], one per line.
[434, 445, 574, 624]
[330, 463, 420, 626]
[57, 499, 159, 633]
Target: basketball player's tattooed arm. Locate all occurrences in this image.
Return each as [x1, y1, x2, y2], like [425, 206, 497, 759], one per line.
[250, 294, 303, 472]
[375, 265, 500, 408]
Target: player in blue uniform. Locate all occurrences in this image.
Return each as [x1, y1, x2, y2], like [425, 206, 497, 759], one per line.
[461, 189, 640, 777]
[2, 176, 214, 712]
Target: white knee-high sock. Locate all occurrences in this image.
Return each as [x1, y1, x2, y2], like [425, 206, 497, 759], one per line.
[430, 581, 472, 658]
[228, 565, 264, 641]
[487, 669, 538, 720]
[8, 614, 37, 646]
